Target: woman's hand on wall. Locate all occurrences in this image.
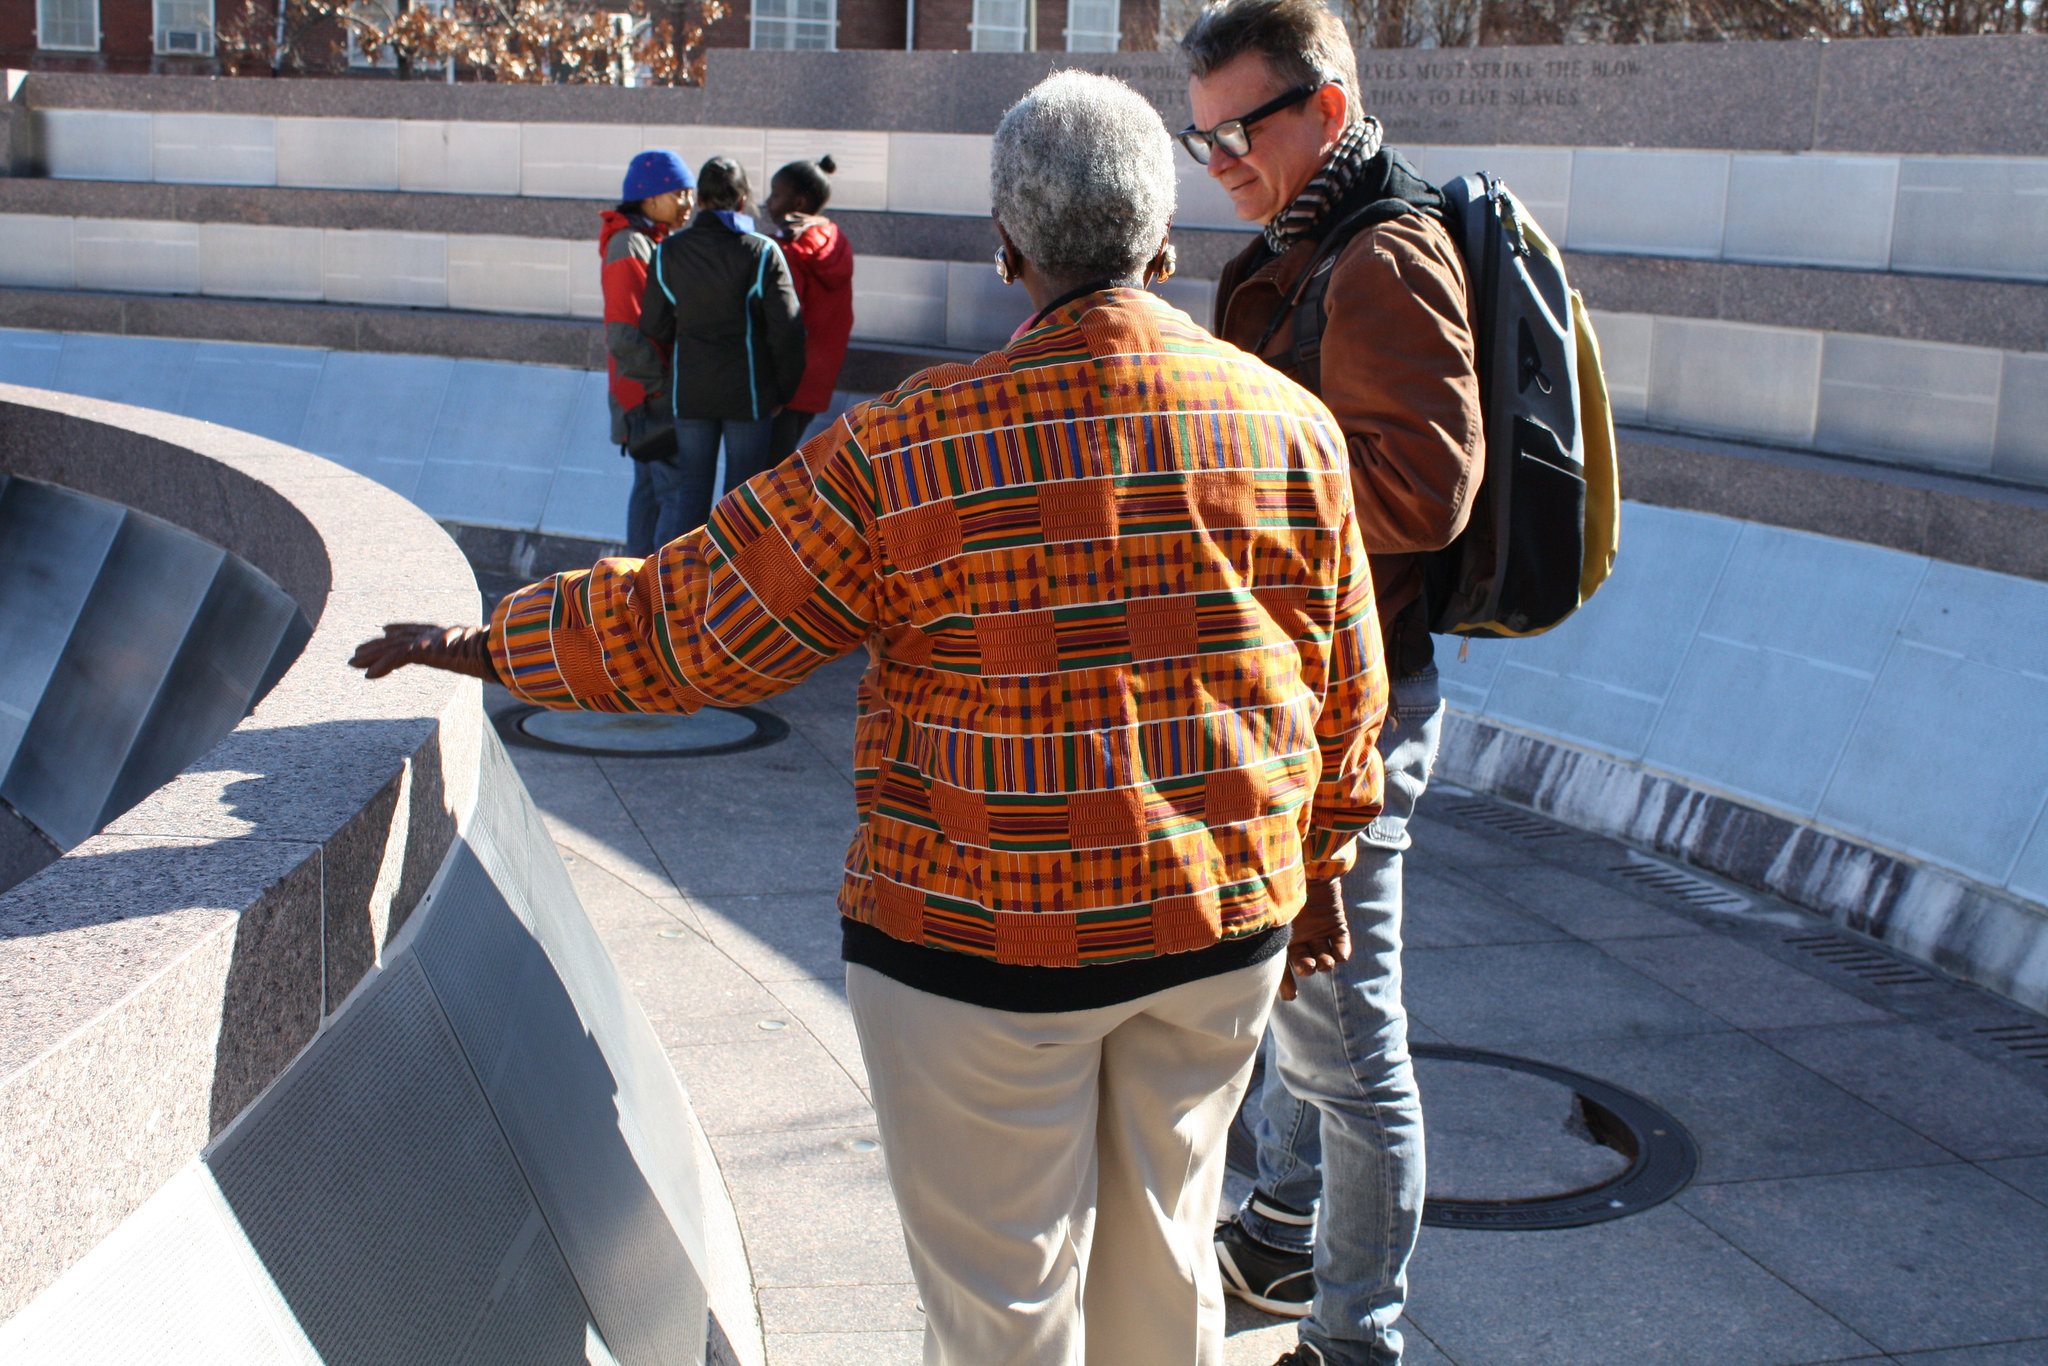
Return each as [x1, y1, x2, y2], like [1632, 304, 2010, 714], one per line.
[351, 623, 500, 683]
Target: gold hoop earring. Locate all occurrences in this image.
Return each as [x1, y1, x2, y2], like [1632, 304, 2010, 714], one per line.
[993, 245, 1019, 285]
[1150, 244, 1178, 284]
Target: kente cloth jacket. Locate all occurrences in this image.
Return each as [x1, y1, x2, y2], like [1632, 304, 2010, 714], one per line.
[599, 208, 671, 445]
[632, 209, 806, 422]
[489, 287, 1389, 976]
[1215, 148, 1484, 664]
[780, 218, 855, 415]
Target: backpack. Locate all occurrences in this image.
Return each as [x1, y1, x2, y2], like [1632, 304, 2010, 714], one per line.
[1272, 168, 1620, 639]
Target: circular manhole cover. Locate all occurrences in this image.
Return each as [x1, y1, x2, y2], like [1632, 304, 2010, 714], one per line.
[499, 705, 788, 758]
[1414, 1043, 1697, 1231]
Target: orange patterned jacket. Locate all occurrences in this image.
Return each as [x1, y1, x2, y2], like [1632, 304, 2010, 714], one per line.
[490, 287, 1388, 967]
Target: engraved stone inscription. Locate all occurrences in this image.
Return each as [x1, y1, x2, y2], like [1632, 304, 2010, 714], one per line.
[1361, 55, 1643, 113]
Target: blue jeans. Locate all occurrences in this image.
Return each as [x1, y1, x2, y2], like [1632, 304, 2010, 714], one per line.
[626, 453, 687, 557]
[1236, 667, 1441, 1366]
[675, 415, 775, 536]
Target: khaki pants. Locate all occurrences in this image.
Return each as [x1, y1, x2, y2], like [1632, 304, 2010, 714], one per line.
[847, 956, 1283, 1366]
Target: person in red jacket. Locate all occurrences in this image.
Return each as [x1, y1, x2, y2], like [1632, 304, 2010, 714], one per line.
[603, 149, 693, 555]
[763, 156, 855, 461]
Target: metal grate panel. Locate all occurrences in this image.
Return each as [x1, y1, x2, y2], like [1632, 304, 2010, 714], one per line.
[1608, 853, 1753, 913]
[467, 735, 711, 1272]
[0, 1164, 319, 1366]
[415, 839, 545, 1082]
[1975, 1022, 2048, 1069]
[427, 784, 706, 1366]
[1441, 798, 1573, 841]
[1783, 933, 1935, 986]
[209, 956, 541, 1365]
[455, 1217, 601, 1366]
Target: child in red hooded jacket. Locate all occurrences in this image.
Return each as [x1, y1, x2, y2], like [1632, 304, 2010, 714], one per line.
[763, 157, 855, 462]
[603, 149, 692, 556]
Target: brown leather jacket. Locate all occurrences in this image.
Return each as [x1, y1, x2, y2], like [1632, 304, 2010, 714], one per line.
[1215, 182, 1483, 673]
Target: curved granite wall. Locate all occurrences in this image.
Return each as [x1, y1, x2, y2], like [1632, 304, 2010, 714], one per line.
[0, 385, 751, 1364]
[1435, 501, 2048, 1013]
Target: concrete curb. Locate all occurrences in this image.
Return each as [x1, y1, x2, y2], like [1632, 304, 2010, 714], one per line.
[1438, 709, 2048, 1015]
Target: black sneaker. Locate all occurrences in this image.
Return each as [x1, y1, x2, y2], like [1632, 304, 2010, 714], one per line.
[1271, 1345, 1325, 1365]
[1215, 1215, 1314, 1318]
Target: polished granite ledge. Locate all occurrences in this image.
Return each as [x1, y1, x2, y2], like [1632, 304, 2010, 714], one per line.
[0, 174, 602, 238]
[8, 284, 2046, 583]
[0, 180, 1258, 281]
[1568, 253, 2048, 356]
[433, 424, 2048, 597]
[0, 385, 482, 1319]
[0, 283, 979, 395]
[9, 170, 2041, 350]
[0, 285, 612, 369]
[1618, 427, 2048, 583]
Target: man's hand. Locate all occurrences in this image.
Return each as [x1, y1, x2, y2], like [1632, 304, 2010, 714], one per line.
[350, 623, 499, 683]
[1280, 876, 1350, 1001]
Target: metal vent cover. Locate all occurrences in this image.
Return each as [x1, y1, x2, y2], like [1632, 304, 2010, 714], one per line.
[1440, 798, 1573, 841]
[207, 957, 558, 1365]
[1609, 853, 1752, 913]
[453, 1214, 599, 1366]
[1783, 933, 1934, 986]
[1975, 1022, 2048, 1069]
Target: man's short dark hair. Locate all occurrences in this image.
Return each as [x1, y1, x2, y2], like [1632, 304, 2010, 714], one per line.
[1179, 0, 1360, 121]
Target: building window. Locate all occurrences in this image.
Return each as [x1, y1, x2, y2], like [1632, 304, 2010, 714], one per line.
[751, 0, 836, 49]
[970, 0, 1029, 50]
[37, 0, 100, 50]
[1065, 0, 1118, 50]
[154, 0, 215, 54]
[347, 0, 449, 69]
[347, 0, 397, 67]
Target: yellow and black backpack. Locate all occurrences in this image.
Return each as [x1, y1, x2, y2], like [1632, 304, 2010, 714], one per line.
[1276, 168, 1620, 638]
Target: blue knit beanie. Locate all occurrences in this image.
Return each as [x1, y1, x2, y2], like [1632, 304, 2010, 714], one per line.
[623, 149, 694, 202]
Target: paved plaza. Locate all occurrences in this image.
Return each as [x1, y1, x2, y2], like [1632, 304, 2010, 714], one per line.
[486, 645, 2048, 1366]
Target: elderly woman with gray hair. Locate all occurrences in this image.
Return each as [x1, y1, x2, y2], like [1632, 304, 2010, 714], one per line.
[351, 69, 1384, 1366]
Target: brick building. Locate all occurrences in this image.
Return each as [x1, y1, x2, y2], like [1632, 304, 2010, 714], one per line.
[1, 0, 1164, 74]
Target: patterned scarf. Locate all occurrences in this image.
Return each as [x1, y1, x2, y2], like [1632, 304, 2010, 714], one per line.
[1263, 116, 1384, 254]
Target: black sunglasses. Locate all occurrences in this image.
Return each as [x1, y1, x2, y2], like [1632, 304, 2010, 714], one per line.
[1177, 83, 1325, 165]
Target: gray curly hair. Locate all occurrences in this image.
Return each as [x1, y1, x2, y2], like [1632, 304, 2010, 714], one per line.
[991, 70, 1177, 283]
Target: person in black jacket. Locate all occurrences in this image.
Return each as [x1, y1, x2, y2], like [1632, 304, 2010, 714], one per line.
[631, 156, 806, 539]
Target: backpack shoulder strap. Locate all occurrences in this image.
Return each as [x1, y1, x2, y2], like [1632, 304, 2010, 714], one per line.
[1263, 197, 1425, 393]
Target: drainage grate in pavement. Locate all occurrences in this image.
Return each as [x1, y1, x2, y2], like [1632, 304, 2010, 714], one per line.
[1783, 933, 1935, 986]
[1413, 1044, 1698, 1231]
[1441, 800, 1572, 842]
[1975, 1022, 2048, 1068]
[1608, 854, 1752, 913]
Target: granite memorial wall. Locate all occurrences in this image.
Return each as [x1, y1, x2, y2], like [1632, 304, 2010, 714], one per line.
[3, 37, 2045, 487]
[0, 36, 2043, 1006]
[0, 385, 749, 1364]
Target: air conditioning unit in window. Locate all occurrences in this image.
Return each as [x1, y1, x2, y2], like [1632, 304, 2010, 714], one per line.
[161, 29, 211, 52]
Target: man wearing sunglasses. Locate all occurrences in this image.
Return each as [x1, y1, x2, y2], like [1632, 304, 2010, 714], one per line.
[1180, 2, 1484, 1365]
